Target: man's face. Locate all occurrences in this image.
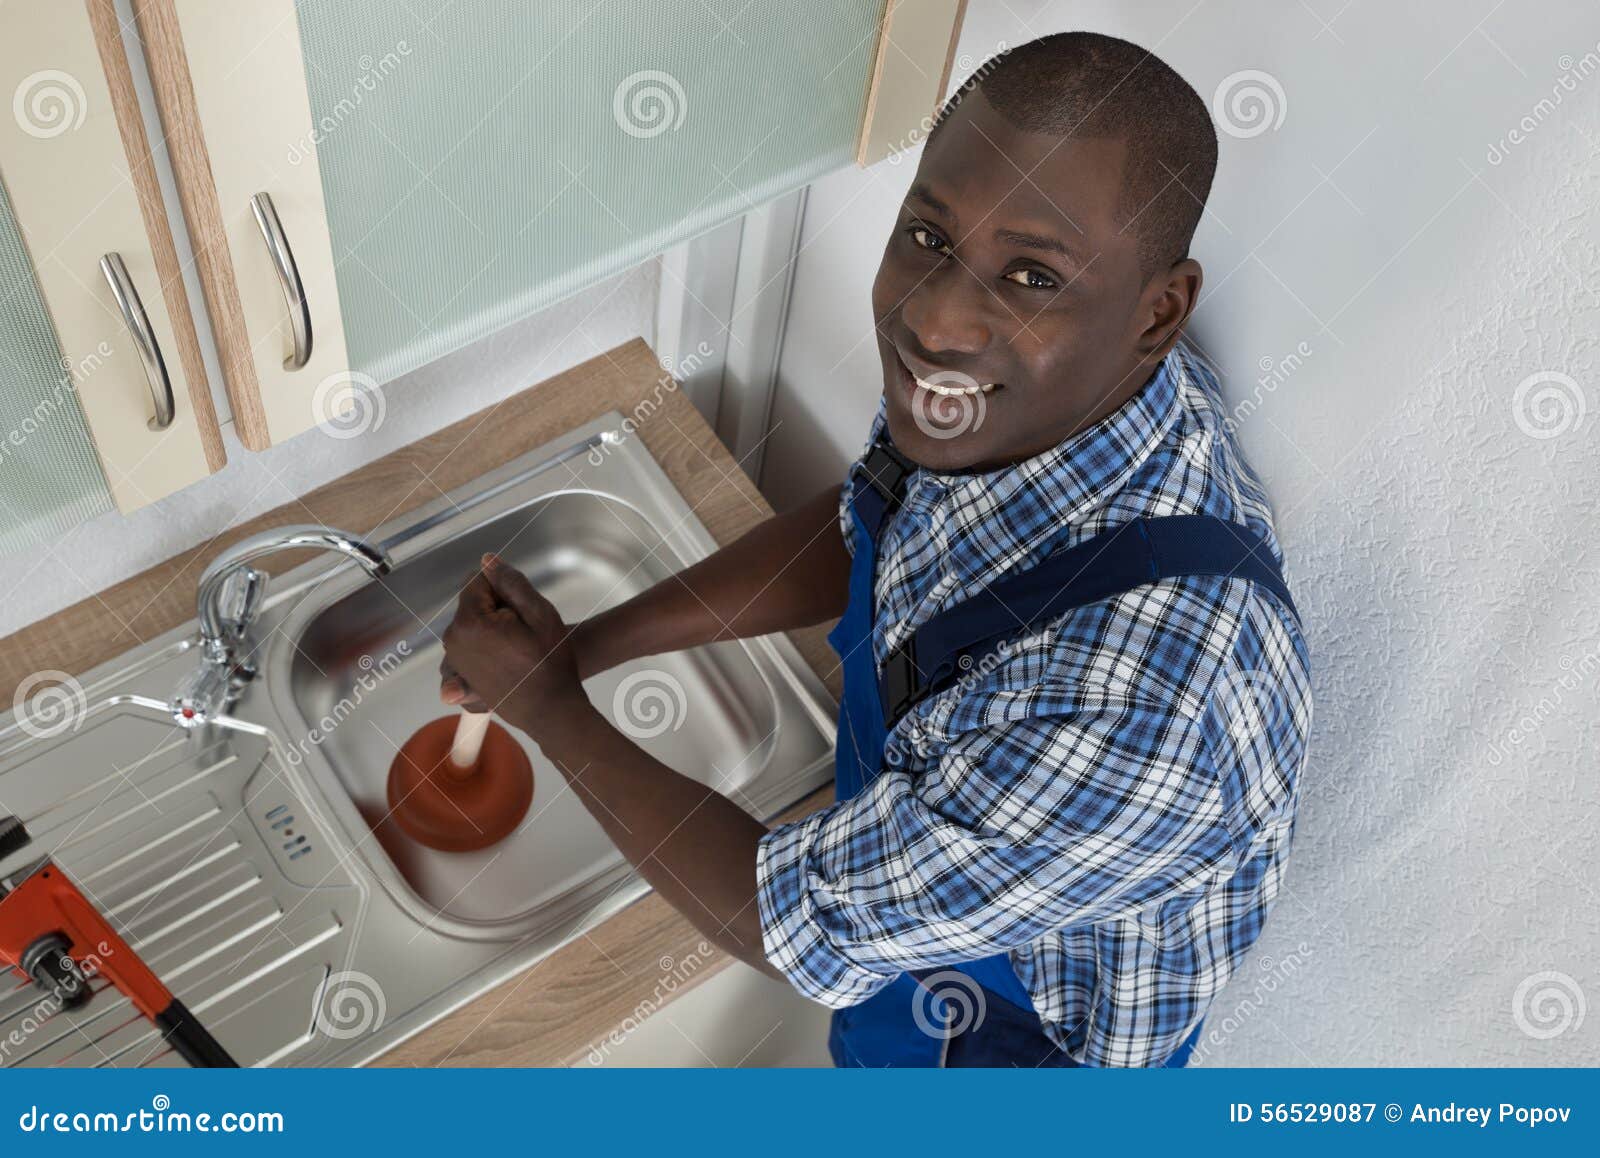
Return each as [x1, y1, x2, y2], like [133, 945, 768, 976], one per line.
[872, 93, 1154, 471]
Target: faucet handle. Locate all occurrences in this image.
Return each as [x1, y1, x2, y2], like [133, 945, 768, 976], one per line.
[171, 661, 235, 726]
[212, 566, 268, 645]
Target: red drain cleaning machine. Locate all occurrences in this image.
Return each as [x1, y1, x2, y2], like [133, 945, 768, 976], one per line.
[0, 814, 237, 1067]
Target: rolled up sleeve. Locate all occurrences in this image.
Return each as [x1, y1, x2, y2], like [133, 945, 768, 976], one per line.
[756, 810, 892, 1006]
[755, 696, 1235, 1007]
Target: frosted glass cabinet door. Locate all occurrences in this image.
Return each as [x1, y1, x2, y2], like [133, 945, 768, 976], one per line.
[0, 181, 114, 552]
[0, 0, 223, 522]
[143, 0, 965, 448]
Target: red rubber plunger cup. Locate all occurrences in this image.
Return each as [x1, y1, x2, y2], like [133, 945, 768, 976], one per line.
[385, 711, 534, 852]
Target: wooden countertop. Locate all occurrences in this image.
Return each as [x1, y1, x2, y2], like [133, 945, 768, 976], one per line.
[0, 338, 840, 1066]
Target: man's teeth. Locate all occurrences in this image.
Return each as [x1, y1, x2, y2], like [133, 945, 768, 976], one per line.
[914, 376, 997, 396]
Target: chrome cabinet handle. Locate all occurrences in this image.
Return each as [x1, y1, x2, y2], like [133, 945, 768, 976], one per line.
[250, 192, 312, 370]
[99, 252, 175, 431]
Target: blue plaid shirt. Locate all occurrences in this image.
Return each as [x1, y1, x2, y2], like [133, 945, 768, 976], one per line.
[755, 343, 1313, 1066]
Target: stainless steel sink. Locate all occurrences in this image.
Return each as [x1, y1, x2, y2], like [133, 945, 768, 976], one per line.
[0, 414, 836, 1066]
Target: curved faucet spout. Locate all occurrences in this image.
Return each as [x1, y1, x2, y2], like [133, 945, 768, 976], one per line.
[177, 525, 392, 724]
[197, 526, 391, 651]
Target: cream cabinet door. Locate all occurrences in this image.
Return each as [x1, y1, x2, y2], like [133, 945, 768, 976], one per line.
[137, 0, 351, 452]
[0, 0, 223, 515]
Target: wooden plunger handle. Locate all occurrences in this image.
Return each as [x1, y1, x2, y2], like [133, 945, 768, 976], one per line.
[450, 710, 491, 770]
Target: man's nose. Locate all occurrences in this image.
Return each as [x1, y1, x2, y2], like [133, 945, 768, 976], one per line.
[900, 270, 992, 357]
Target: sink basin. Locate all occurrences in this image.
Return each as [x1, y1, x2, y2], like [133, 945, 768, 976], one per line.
[285, 489, 780, 928]
[266, 415, 836, 956]
[1, 413, 835, 1067]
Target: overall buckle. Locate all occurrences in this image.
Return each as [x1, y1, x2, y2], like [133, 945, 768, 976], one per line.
[860, 440, 915, 504]
[880, 640, 921, 728]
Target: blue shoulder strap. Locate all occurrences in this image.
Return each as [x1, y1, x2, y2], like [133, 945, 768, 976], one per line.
[879, 513, 1301, 728]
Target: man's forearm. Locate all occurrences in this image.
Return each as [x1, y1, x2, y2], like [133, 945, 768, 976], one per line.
[572, 484, 848, 678]
[533, 697, 782, 979]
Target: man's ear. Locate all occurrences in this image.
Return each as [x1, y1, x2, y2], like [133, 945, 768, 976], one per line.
[1136, 257, 1203, 360]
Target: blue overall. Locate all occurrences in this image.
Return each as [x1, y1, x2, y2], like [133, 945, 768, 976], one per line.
[824, 435, 1299, 1068]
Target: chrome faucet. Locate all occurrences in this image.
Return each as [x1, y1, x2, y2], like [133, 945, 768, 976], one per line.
[172, 525, 393, 725]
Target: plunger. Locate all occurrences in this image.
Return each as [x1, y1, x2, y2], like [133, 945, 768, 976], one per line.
[386, 709, 534, 852]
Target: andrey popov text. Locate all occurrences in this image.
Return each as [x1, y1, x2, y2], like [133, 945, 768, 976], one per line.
[1229, 1103, 1573, 1128]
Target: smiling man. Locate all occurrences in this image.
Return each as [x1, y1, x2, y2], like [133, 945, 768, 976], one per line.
[439, 31, 1313, 1068]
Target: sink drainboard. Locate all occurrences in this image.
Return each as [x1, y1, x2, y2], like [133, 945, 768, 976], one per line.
[0, 699, 365, 1068]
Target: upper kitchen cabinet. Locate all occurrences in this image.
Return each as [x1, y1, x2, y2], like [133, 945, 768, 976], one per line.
[136, 0, 966, 450]
[0, 0, 224, 544]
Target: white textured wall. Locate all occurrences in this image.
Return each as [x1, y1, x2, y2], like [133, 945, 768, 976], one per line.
[764, 0, 1599, 1065]
[0, 262, 657, 637]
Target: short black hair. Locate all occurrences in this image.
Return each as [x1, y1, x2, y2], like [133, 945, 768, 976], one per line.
[929, 31, 1218, 278]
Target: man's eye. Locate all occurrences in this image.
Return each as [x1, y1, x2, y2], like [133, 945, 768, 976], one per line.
[1004, 268, 1058, 290]
[908, 226, 948, 253]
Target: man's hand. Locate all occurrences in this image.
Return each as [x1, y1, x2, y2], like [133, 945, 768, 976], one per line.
[438, 553, 588, 739]
[436, 556, 784, 982]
